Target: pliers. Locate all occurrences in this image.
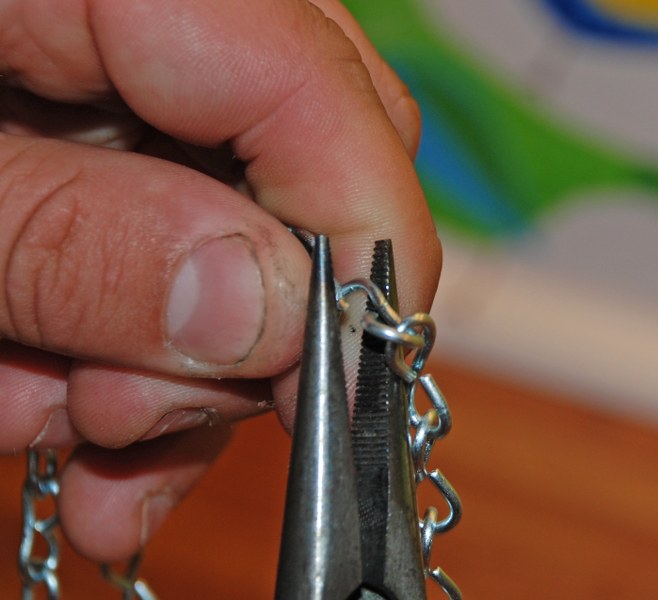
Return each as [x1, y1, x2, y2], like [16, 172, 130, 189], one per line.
[275, 235, 427, 600]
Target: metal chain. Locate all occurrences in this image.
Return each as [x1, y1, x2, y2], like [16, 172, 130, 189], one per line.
[19, 449, 61, 600]
[100, 555, 159, 600]
[339, 279, 463, 600]
[18, 449, 158, 599]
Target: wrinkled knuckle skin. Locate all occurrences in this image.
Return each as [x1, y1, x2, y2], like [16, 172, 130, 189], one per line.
[0, 145, 121, 352]
[4, 171, 89, 347]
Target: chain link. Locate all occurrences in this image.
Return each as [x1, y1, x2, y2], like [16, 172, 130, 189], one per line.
[340, 279, 463, 600]
[19, 449, 61, 600]
[100, 555, 158, 600]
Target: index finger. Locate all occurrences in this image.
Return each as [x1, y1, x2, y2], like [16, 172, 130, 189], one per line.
[1, 0, 440, 313]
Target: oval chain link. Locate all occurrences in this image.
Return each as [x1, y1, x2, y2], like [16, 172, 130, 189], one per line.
[100, 554, 159, 600]
[340, 279, 463, 600]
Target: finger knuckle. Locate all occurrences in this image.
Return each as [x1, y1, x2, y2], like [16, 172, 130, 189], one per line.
[2, 155, 95, 346]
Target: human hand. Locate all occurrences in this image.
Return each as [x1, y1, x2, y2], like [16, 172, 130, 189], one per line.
[0, 0, 441, 562]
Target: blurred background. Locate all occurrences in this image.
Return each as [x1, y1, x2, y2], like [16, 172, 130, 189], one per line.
[2, 0, 658, 598]
[352, 0, 658, 420]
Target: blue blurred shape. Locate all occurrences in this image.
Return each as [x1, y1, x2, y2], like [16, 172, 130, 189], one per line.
[539, 0, 658, 44]
[412, 82, 527, 235]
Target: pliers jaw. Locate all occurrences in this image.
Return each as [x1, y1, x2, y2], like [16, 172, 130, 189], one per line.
[275, 236, 426, 600]
[275, 235, 362, 600]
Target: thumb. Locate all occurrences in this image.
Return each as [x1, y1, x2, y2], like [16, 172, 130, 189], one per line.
[0, 134, 308, 378]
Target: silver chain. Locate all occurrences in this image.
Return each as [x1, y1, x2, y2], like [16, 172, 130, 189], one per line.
[101, 555, 159, 600]
[18, 449, 158, 599]
[339, 279, 463, 600]
[19, 449, 61, 600]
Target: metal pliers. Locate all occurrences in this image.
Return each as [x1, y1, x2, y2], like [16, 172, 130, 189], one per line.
[275, 236, 427, 600]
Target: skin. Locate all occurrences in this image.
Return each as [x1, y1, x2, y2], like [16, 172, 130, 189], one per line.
[0, 0, 441, 562]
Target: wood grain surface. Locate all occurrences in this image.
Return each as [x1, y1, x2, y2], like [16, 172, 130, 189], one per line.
[2, 359, 658, 599]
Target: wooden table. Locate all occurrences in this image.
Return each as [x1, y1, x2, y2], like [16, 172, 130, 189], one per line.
[2, 360, 658, 598]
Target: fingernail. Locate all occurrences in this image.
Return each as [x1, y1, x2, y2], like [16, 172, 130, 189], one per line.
[141, 490, 177, 546]
[30, 408, 82, 449]
[140, 408, 219, 441]
[167, 235, 264, 365]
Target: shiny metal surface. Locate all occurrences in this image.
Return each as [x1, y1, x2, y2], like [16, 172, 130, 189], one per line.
[275, 235, 362, 600]
[276, 237, 427, 599]
[351, 240, 426, 600]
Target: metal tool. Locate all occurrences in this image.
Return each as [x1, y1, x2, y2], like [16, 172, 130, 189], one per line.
[275, 235, 426, 600]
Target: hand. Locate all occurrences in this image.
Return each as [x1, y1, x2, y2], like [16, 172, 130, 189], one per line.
[0, 0, 441, 562]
